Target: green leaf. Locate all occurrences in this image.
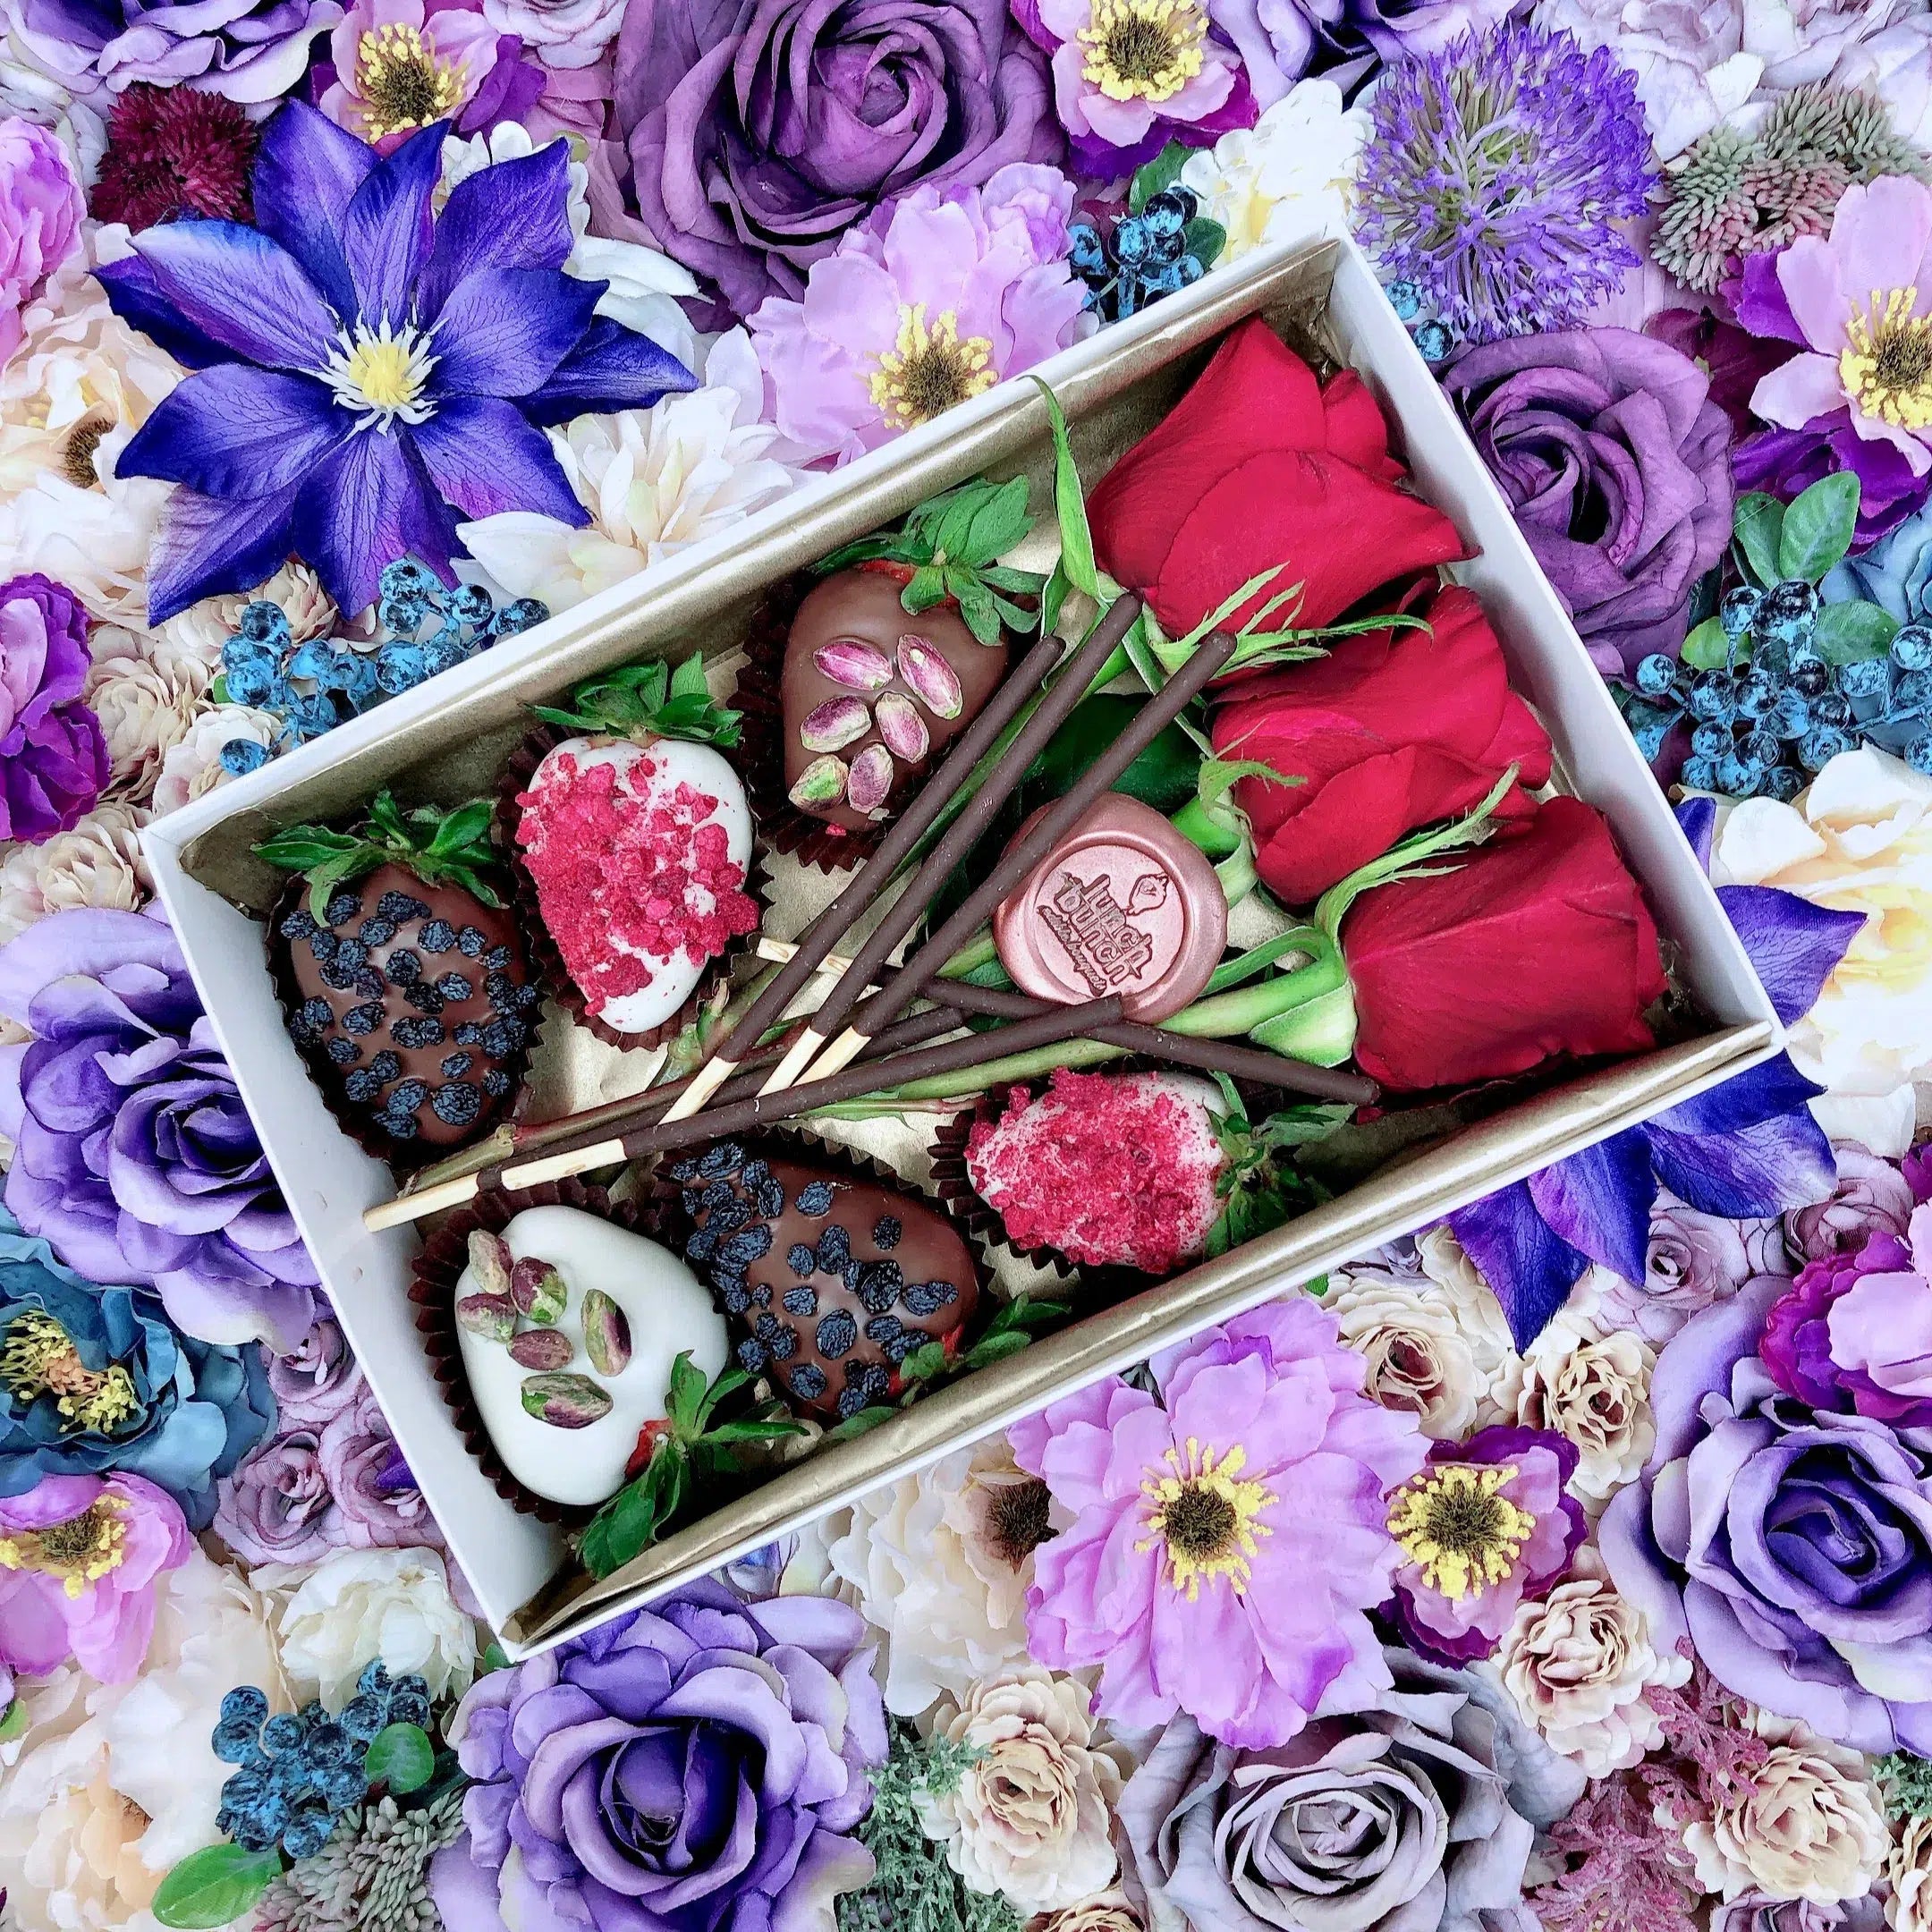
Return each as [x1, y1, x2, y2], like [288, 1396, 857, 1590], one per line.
[1182, 216, 1225, 268]
[1778, 472, 1861, 582]
[209, 674, 230, 704]
[903, 564, 947, 613]
[1680, 615, 1735, 671]
[962, 1330, 1033, 1368]
[428, 797, 495, 858]
[1029, 376, 1099, 600]
[152, 1845, 283, 1929]
[896, 1340, 948, 1385]
[1734, 493, 1786, 587]
[479, 1640, 510, 1675]
[366, 1722, 436, 1795]
[665, 1351, 708, 1435]
[824, 1404, 896, 1442]
[1128, 140, 1190, 211]
[1814, 597, 1900, 663]
[669, 654, 710, 700]
[0, 1699, 26, 1743]
[253, 826, 363, 871]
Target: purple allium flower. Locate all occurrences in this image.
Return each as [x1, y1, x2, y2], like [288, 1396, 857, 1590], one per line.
[0, 572, 109, 847]
[1356, 22, 1655, 346]
[1385, 1424, 1586, 1665]
[0, 1470, 191, 1682]
[0, 117, 81, 366]
[434, 1579, 886, 1932]
[749, 162, 1089, 469]
[0, 907, 320, 1353]
[1012, 1299, 1426, 1750]
[102, 101, 694, 623]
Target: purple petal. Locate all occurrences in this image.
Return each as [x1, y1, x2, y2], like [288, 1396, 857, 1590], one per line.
[1642, 1055, 1836, 1216]
[1523, 1129, 1657, 1283]
[293, 429, 458, 616]
[250, 99, 375, 318]
[145, 484, 303, 626]
[131, 218, 338, 371]
[1649, 1051, 1826, 1136]
[93, 256, 225, 370]
[117, 365, 350, 497]
[1716, 884, 1865, 1026]
[1674, 794, 1716, 871]
[414, 142, 574, 324]
[413, 395, 587, 523]
[520, 317, 697, 426]
[340, 121, 444, 329]
[1446, 1180, 1590, 1351]
[427, 267, 599, 399]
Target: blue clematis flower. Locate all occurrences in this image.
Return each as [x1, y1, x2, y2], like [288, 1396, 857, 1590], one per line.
[0, 1206, 275, 1528]
[1447, 796, 1862, 1349]
[102, 101, 695, 624]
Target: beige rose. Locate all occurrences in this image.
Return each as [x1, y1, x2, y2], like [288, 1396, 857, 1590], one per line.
[1504, 1278, 1655, 1503]
[1888, 1814, 1932, 1932]
[0, 802, 152, 942]
[916, 1666, 1126, 1913]
[151, 705, 282, 818]
[1682, 1713, 1887, 1904]
[1495, 1563, 1690, 1775]
[82, 630, 209, 803]
[1029, 1891, 1144, 1932]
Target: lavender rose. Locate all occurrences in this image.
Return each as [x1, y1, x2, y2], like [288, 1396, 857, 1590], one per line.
[318, 1381, 445, 1547]
[1597, 1192, 1792, 1343]
[435, 1580, 886, 1932]
[1444, 327, 1733, 678]
[265, 1317, 361, 1429]
[0, 573, 109, 845]
[480, 0, 620, 65]
[213, 1424, 337, 1563]
[0, 118, 80, 365]
[608, 0, 1061, 317]
[1784, 1142, 1915, 1264]
[0, 906, 318, 1352]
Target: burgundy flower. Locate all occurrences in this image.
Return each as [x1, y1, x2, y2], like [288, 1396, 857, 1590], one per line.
[92, 84, 257, 228]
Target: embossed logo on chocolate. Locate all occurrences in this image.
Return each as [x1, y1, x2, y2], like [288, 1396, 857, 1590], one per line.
[1038, 868, 1171, 995]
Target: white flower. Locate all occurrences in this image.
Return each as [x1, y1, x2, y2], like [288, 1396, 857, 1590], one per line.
[0, 1550, 290, 1932]
[1682, 1711, 1887, 1904]
[438, 125, 700, 370]
[915, 1666, 1125, 1914]
[1180, 81, 1369, 262]
[1031, 1894, 1144, 1932]
[0, 41, 104, 182]
[1504, 1275, 1656, 1504]
[458, 329, 797, 615]
[156, 561, 342, 682]
[1494, 1558, 1691, 1775]
[255, 1546, 479, 1711]
[1889, 1814, 1932, 1932]
[1709, 749, 1932, 1120]
[82, 626, 209, 804]
[0, 801, 151, 941]
[824, 1436, 1049, 1717]
[150, 705, 282, 817]
[1747, 0, 1932, 148]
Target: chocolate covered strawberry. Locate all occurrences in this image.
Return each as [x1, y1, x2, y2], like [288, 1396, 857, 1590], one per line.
[258, 793, 538, 1158]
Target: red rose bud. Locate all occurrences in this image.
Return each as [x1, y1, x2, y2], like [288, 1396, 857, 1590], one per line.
[1089, 318, 1467, 640]
[1213, 586, 1554, 904]
[1341, 797, 1667, 1092]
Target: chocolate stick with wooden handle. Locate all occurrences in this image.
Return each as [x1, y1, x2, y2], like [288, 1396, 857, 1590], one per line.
[758, 594, 1146, 1097]
[656, 623, 1074, 1125]
[792, 625, 1240, 1089]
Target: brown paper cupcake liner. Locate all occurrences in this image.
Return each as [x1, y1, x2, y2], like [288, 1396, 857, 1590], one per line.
[410, 1178, 663, 1524]
[263, 877, 540, 1176]
[496, 722, 753, 1055]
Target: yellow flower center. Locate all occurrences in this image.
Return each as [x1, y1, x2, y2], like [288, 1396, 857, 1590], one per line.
[1078, 0, 1207, 104]
[1138, 1436, 1274, 1600]
[319, 319, 439, 431]
[1, 1311, 140, 1435]
[61, 411, 112, 490]
[1386, 1462, 1535, 1602]
[353, 21, 466, 141]
[1839, 286, 1932, 432]
[868, 304, 996, 431]
[0, 1493, 131, 1598]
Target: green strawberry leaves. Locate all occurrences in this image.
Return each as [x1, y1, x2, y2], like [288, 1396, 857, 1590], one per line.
[1203, 1075, 1348, 1258]
[532, 653, 742, 746]
[255, 789, 504, 919]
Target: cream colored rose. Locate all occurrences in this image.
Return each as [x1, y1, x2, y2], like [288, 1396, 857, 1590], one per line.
[916, 1667, 1125, 1913]
[0, 801, 152, 941]
[156, 560, 343, 679]
[1495, 1566, 1690, 1775]
[1888, 1814, 1932, 1932]
[1505, 1278, 1655, 1503]
[1682, 1713, 1887, 1904]
[151, 705, 282, 817]
[83, 630, 209, 803]
[1029, 1891, 1143, 1932]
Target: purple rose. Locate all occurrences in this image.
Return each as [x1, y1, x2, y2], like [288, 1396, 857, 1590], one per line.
[1597, 1192, 1793, 1343]
[265, 1317, 360, 1428]
[1712, 1896, 1885, 1932]
[0, 120, 80, 365]
[0, 572, 108, 845]
[213, 1425, 337, 1563]
[0, 907, 318, 1352]
[1784, 1141, 1915, 1263]
[436, 1580, 886, 1932]
[1600, 1274, 1932, 1753]
[1443, 327, 1734, 677]
[318, 1381, 445, 1547]
[607, 0, 1061, 318]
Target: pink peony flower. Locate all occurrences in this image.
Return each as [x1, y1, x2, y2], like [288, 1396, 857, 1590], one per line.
[1750, 176, 1932, 478]
[0, 117, 81, 369]
[1012, 1300, 1426, 1748]
[748, 161, 1090, 469]
[0, 1471, 191, 1682]
[317, 0, 535, 150]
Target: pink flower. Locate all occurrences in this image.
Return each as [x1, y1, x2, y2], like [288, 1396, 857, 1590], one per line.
[0, 1471, 190, 1682]
[1012, 1300, 1426, 1748]
[317, 0, 529, 150]
[1750, 177, 1932, 478]
[0, 118, 82, 369]
[748, 162, 1090, 469]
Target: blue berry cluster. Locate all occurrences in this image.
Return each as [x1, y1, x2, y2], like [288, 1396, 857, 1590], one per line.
[1622, 580, 1932, 798]
[1068, 189, 1208, 325]
[1385, 280, 1458, 366]
[211, 1665, 430, 1861]
[217, 559, 548, 778]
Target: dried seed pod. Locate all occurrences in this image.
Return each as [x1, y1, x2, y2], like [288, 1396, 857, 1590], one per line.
[896, 634, 964, 719]
[813, 639, 894, 691]
[845, 742, 894, 819]
[510, 1256, 567, 1326]
[788, 753, 848, 809]
[468, 1228, 513, 1298]
[875, 691, 929, 762]
[455, 1291, 517, 1343]
[799, 696, 872, 753]
[519, 1371, 612, 1428]
[582, 1289, 632, 1377]
[508, 1328, 575, 1371]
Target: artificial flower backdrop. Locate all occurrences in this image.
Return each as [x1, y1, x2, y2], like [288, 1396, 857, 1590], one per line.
[2, 1, 1932, 1930]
